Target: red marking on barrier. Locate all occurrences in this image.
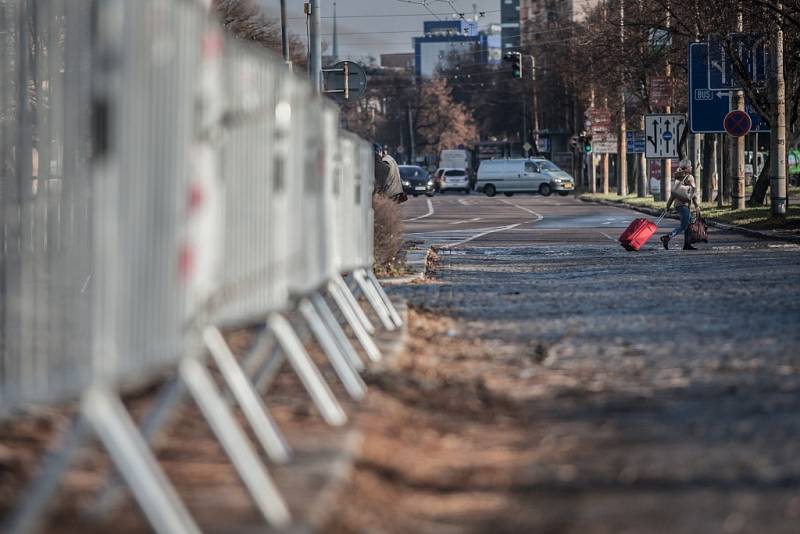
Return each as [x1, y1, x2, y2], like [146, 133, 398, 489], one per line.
[202, 30, 224, 59]
[178, 243, 194, 281]
[187, 182, 204, 214]
[316, 149, 325, 178]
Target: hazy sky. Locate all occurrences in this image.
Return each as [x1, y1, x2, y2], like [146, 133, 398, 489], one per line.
[255, 0, 501, 61]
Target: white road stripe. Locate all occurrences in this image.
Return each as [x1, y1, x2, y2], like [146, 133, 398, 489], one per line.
[500, 199, 544, 221]
[448, 217, 483, 225]
[598, 231, 616, 242]
[403, 198, 434, 222]
[440, 223, 522, 249]
[406, 224, 512, 237]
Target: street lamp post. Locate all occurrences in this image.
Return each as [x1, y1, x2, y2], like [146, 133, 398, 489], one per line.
[525, 54, 540, 156]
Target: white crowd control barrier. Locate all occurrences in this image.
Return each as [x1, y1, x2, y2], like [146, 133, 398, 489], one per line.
[0, 1, 402, 533]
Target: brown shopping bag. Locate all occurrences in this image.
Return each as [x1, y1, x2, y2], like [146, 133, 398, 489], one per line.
[688, 213, 708, 244]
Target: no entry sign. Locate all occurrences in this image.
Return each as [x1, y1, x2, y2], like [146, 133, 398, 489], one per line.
[723, 110, 752, 137]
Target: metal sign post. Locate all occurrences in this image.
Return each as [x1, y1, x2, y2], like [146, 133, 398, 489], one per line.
[707, 33, 768, 91]
[645, 114, 687, 159]
[625, 131, 646, 153]
[723, 110, 752, 138]
[592, 134, 618, 154]
[689, 42, 768, 134]
[322, 61, 367, 101]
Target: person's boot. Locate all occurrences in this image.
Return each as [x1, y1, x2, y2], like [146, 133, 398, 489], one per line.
[660, 235, 670, 250]
[683, 243, 698, 250]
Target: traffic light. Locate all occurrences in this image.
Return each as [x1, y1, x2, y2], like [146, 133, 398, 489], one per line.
[512, 52, 522, 78]
[583, 135, 593, 154]
[503, 51, 523, 79]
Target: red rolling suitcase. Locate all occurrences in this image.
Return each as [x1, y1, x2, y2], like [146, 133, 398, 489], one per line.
[619, 213, 665, 251]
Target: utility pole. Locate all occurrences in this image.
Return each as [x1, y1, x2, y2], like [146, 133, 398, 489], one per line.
[769, 0, 787, 216]
[332, 2, 338, 63]
[408, 102, 416, 164]
[660, 1, 671, 201]
[692, 0, 703, 196]
[590, 85, 597, 193]
[637, 0, 647, 198]
[617, 0, 627, 196]
[603, 96, 609, 194]
[308, 0, 322, 93]
[280, 0, 290, 64]
[522, 99, 529, 149]
[529, 55, 540, 156]
[638, 115, 647, 196]
[718, 135, 725, 207]
[733, 1, 747, 209]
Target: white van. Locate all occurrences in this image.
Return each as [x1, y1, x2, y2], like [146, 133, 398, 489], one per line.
[476, 158, 575, 197]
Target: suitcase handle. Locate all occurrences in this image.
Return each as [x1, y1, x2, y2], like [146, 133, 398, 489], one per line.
[654, 212, 666, 226]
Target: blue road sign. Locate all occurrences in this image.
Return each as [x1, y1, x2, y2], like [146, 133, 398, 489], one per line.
[689, 42, 769, 134]
[708, 33, 768, 91]
[625, 130, 645, 153]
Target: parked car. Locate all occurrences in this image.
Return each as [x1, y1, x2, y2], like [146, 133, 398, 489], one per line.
[434, 168, 470, 194]
[476, 158, 575, 197]
[399, 165, 434, 197]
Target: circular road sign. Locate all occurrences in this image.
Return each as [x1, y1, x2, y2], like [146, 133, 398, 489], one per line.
[724, 110, 752, 138]
[323, 61, 367, 101]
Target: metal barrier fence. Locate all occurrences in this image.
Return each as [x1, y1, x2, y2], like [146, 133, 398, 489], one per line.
[0, 0, 402, 532]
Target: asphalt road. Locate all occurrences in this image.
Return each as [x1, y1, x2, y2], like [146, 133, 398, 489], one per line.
[386, 191, 800, 533]
[402, 191, 752, 248]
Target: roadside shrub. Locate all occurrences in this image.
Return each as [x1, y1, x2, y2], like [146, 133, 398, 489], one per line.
[372, 194, 405, 275]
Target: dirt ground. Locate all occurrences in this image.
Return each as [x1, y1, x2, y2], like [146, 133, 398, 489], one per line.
[0, 326, 357, 533]
[326, 306, 800, 534]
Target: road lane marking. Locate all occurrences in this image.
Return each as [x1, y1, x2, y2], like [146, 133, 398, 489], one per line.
[448, 217, 482, 225]
[405, 224, 510, 237]
[598, 231, 616, 242]
[457, 199, 474, 206]
[403, 198, 434, 222]
[440, 223, 522, 249]
[500, 199, 544, 221]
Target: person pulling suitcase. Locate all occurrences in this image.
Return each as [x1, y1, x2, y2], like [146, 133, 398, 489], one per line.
[660, 159, 701, 251]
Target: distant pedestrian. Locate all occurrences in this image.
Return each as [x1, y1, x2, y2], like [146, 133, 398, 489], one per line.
[661, 159, 701, 250]
[373, 144, 406, 203]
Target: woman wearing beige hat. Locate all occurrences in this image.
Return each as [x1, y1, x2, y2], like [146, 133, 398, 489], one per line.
[661, 159, 701, 250]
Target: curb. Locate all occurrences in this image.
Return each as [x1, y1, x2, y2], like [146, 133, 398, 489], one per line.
[378, 249, 430, 286]
[579, 197, 800, 244]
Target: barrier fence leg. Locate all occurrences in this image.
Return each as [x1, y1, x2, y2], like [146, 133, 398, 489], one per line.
[298, 297, 367, 400]
[87, 378, 187, 519]
[366, 268, 403, 328]
[332, 273, 375, 335]
[328, 279, 382, 363]
[81, 386, 202, 534]
[179, 357, 291, 528]
[4, 415, 89, 534]
[267, 312, 348, 426]
[311, 291, 365, 372]
[203, 327, 292, 463]
[252, 343, 287, 395]
[352, 269, 395, 331]
[240, 326, 277, 379]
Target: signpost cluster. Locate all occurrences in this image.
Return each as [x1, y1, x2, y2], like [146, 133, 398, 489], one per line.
[689, 42, 768, 135]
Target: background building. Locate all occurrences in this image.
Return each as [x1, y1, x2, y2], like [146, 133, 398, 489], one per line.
[501, 0, 521, 50]
[413, 20, 489, 78]
[380, 53, 415, 71]
[520, 0, 601, 45]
